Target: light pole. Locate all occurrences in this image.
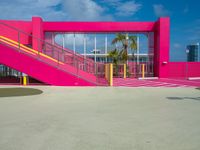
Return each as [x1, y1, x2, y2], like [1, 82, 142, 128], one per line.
[137, 34, 139, 65]
[186, 49, 189, 79]
[125, 33, 129, 65]
[125, 33, 129, 78]
[197, 42, 199, 62]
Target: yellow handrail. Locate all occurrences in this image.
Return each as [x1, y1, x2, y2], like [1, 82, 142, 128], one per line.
[0, 38, 36, 56]
[0, 35, 64, 65]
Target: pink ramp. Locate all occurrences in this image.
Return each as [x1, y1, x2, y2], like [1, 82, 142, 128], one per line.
[0, 41, 97, 86]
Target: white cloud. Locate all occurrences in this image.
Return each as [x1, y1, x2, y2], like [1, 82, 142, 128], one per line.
[173, 43, 182, 49]
[37, 0, 61, 7]
[0, 0, 142, 21]
[0, 0, 65, 21]
[63, 0, 113, 21]
[55, 34, 95, 47]
[116, 1, 142, 16]
[101, 0, 142, 17]
[100, 0, 121, 7]
[153, 4, 171, 17]
[0, 0, 113, 21]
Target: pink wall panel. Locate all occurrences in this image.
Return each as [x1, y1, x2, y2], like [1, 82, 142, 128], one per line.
[154, 18, 170, 78]
[188, 62, 200, 76]
[168, 62, 200, 78]
[32, 17, 44, 51]
[0, 20, 32, 44]
[43, 22, 155, 32]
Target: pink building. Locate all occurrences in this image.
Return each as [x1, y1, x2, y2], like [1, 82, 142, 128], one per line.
[0, 17, 200, 86]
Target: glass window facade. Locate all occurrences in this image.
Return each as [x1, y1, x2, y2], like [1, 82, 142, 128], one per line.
[47, 32, 152, 64]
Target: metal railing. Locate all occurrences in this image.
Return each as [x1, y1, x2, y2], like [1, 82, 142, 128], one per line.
[112, 62, 154, 78]
[0, 21, 108, 86]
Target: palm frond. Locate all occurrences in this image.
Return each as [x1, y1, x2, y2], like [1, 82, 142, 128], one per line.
[108, 49, 120, 65]
[129, 36, 137, 50]
[109, 33, 138, 64]
[111, 33, 126, 45]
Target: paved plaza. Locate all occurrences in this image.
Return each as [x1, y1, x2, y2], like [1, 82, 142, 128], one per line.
[0, 86, 200, 150]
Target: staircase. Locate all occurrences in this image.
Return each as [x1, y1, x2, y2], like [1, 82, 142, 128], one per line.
[0, 22, 107, 86]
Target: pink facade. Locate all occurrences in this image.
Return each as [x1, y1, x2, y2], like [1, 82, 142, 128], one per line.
[168, 62, 200, 78]
[32, 17, 44, 51]
[154, 18, 170, 78]
[0, 16, 200, 86]
[0, 21, 32, 44]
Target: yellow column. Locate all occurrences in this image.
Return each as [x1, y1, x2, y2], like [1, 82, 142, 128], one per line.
[109, 63, 113, 86]
[23, 76, 28, 86]
[123, 64, 126, 79]
[142, 64, 145, 78]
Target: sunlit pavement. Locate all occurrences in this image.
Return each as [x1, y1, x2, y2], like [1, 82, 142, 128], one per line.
[0, 86, 200, 150]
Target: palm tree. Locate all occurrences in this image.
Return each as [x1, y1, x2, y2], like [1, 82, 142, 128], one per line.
[108, 48, 120, 75]
[108, 48, 120, 65]
[108, 33, 137, 76]
[128, 35, 138, 61]
[111, 33, 137, 63]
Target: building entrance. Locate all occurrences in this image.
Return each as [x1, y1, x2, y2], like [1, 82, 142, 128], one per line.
[45, 32, 155, 78]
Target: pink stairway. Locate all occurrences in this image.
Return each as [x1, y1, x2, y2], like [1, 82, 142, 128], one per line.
[0, 22, 107, 86]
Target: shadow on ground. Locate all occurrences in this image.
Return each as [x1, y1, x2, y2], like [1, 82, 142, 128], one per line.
[167, 97, 200, 101]
[196, 87, 200, 90]
[0, 87, 43, 97]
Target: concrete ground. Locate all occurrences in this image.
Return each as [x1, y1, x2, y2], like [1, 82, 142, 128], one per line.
[0, 86, 200, 150]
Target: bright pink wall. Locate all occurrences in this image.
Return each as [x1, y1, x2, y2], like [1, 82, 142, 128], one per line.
[0, 17, 175, 80]
[0, 20, 32, 44]
[154, 18, 170, 78]
[43, 18, 171, 79]
[32, 17, 44, 51]
[169, 62, 200, 78]
[43, 22, 155, 32]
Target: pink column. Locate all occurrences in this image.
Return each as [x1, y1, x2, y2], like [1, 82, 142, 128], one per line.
[154, 17, 170, 78]
[32, 17, 44, 52]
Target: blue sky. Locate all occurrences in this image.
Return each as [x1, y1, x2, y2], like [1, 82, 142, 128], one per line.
[0, 0, 199, 61]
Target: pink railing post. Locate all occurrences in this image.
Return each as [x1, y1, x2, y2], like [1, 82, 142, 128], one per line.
[18, 32, 20, 51]
[38, 39, 40, 58]
[57, 51, 60, 67]
[52, 45, 54, 58]
[76, 57, 79, 77]
[43, 43, 46, 54]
